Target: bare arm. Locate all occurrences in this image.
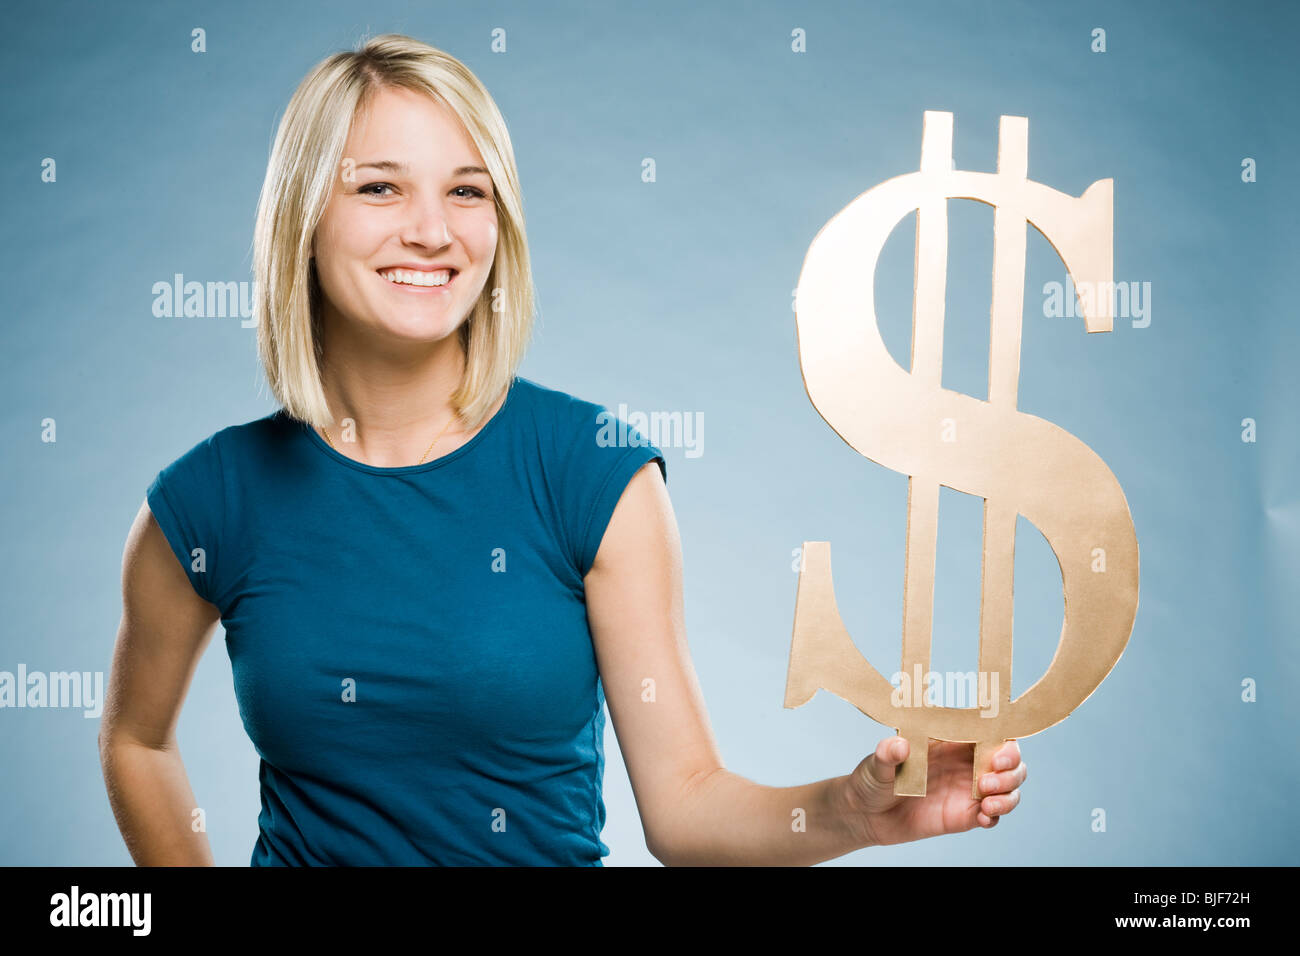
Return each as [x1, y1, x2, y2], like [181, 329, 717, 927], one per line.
[99, 499, 222, 865]
[585, 463, 867, 865]
[585, 463, 1027, 865]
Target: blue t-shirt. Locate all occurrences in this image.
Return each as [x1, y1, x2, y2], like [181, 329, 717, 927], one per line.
[145, 375, 666, 866]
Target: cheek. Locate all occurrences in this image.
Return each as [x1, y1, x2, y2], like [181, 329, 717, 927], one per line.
[317, 203, 383, 260]
[473, 217, 499, 260]
[317, 229, 381, 294]
[313, 212, 345, 270]
[314, 228, 365, 302]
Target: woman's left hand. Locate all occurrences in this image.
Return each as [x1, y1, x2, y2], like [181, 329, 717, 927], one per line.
[841, 737, 1027, 847]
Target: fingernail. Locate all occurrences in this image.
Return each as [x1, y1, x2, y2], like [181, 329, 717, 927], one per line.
[995, 755, 1011, 770]
[982, 774, 997, 792]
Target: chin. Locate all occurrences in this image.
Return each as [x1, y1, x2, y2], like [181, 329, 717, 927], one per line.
[389, 313, 470, 343]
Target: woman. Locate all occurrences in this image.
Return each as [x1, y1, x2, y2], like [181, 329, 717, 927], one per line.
[100, 34, 1025, 866]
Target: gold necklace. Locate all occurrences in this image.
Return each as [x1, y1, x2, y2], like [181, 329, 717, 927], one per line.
[320, 413, 458, 466]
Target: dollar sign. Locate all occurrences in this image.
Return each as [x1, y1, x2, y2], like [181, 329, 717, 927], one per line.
[785, 111, 1140, 798]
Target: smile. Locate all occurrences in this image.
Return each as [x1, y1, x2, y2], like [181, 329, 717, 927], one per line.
[378, 267, 457, 290]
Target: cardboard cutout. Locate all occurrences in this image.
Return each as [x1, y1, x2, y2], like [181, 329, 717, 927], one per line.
[785, 111, 1140, 797]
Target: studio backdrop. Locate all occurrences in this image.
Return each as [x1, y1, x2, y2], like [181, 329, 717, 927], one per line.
[1, 0, 1294, 865]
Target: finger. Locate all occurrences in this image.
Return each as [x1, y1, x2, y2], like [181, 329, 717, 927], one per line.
[979, 760, 1028, 795]
[981, 787, 1021, 817]
[859, 736, 908, 791]
[993, 740, 1021, 771]
[977, 811, 999, 828]
[879, 735, 908, 766]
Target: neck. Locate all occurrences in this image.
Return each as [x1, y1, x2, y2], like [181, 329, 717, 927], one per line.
[317, 312, 467, 468]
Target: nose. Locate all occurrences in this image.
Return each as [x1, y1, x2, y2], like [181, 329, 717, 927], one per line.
[400, 192, 454, 251]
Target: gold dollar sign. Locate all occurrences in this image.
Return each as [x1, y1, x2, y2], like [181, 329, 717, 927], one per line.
[785, 111, 1140, 798]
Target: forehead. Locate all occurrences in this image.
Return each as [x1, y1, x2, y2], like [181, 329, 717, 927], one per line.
[345, 86, 483, 168]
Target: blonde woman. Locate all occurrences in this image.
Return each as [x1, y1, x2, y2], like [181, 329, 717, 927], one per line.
[100, 34, 1026, 866]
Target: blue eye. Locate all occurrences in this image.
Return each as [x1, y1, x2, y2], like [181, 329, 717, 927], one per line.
[358, 182, 394, 196]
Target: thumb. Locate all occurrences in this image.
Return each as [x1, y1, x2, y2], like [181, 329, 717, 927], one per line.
[858, 736, 909, 793]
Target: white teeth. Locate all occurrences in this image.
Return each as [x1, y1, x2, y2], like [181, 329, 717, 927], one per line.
[380, 268, 452, 287]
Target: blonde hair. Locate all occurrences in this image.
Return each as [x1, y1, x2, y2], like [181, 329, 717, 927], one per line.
[253, 33, 535, 430]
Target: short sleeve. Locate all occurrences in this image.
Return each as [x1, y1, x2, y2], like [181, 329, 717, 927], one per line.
[145, 433, 227, 610]
[563, 403, 667, 578]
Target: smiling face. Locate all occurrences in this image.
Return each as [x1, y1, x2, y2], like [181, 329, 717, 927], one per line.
[311, 85, 499, 349]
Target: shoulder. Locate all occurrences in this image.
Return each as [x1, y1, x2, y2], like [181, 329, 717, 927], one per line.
[509, 375, 609, 434]
[511, 376, 667, 576]
[146, 413, 285, 613]
[510, 375, 665, 476]
[155, 410, 291, 471]
[508, 375, 608, 460]
[149, 411, 292, 508]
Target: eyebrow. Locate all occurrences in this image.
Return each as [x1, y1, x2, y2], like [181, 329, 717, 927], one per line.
[355, 160, 490, 177]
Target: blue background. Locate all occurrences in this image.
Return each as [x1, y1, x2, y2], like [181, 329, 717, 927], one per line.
[1, 0, 1294, 865]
